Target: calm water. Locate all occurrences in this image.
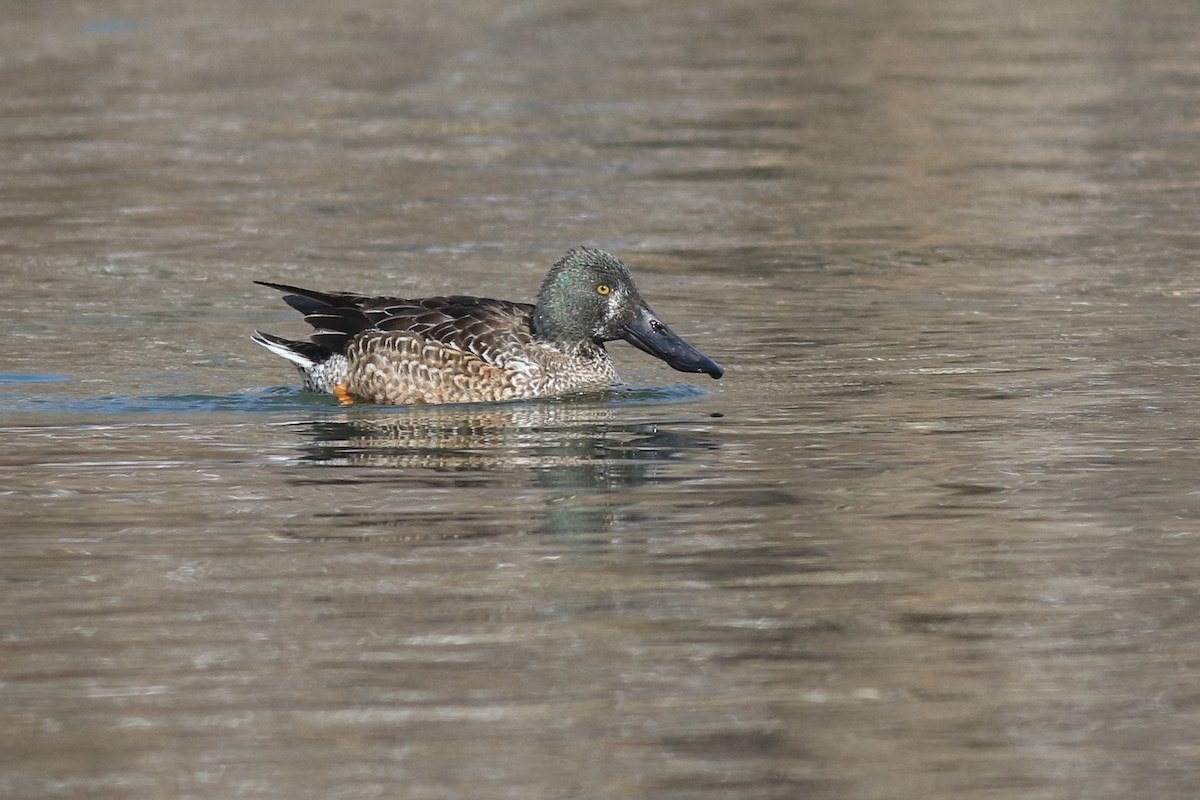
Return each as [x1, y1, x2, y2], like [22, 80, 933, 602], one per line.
[3, 1, 1200, 798]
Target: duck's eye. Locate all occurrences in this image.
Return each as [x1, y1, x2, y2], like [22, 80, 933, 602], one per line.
[596, 283, 611, 296]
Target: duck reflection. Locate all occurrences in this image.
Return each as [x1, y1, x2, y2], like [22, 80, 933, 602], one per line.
[282, 399, 719, 538]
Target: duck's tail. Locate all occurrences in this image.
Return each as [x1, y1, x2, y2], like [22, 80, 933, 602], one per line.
[252, 330, 329, 367]
[252, 331, 347, 394]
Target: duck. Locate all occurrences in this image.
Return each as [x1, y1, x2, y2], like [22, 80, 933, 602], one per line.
[252, 247, 723, 405]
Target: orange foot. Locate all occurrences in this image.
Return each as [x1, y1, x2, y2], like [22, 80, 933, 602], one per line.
[334, 384, 354, 406]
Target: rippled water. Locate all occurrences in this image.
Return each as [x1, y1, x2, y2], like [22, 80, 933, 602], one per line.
[3, 1, 1200, 798]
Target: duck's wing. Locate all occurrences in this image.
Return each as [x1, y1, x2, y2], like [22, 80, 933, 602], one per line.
[370, 297, 537, 369]
[257, 282, 536, 368]
[254, 281, 376, 316]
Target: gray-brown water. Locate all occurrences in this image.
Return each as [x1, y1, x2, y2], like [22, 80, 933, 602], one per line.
[3, 1, 1199, 798]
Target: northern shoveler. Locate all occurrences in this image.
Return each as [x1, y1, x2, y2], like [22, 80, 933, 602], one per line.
[253, 247, 723, 405]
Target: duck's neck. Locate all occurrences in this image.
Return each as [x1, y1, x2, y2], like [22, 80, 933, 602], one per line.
[531, 305, 592, 351]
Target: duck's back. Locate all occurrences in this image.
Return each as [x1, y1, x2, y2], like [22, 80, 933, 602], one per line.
[308, 295, 536, 363]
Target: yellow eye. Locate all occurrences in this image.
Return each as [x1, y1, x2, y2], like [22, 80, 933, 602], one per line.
[596, 283, 611, 296]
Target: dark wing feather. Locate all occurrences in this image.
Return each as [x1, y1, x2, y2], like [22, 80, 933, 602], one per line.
[258, 282, 536, 367]
[375, 297, 537, 367]
[302, 308, 376, 352]
[254, 280, 375, 315]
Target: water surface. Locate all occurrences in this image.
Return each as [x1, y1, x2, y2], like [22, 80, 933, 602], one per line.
[2, 1, 1199, 798]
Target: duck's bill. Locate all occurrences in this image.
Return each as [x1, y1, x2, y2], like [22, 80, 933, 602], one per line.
[621, 306, 724, 379]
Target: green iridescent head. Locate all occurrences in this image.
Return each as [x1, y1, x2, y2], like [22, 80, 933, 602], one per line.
[532, 248, 723, 378]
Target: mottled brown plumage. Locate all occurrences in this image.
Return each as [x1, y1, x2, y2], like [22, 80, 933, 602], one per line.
[253, 248, 722, 405]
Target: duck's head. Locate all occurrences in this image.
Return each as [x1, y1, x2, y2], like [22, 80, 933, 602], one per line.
[532, 248, 723, 379]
